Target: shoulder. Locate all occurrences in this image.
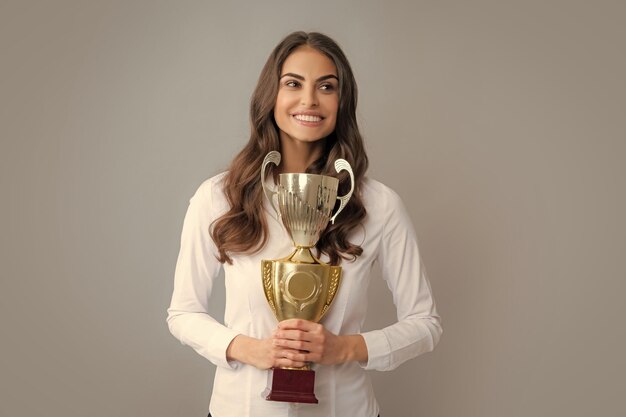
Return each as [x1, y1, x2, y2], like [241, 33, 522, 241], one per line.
[361, 176, 405, 215]
[190, 171, 229, 215]
[194, 171, 228, 198]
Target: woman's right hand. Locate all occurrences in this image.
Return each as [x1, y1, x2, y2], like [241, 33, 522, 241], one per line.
[226, 333, 307, 369]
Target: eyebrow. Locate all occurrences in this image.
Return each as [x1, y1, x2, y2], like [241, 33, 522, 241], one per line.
[279, 73, 338, 82]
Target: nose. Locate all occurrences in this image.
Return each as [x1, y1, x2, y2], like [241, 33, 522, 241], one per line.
[300, 84, 319, 107]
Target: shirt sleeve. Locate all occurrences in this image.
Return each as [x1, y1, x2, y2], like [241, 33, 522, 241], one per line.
[359, 187, 443, 371]
[166, 179, 241, 369]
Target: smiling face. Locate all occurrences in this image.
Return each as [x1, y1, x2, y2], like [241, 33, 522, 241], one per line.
[274, 46, 339, 147]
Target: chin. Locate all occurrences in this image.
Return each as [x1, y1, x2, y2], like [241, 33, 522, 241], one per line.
[299, 136, 326, 142]
[282, 131, 327, 143]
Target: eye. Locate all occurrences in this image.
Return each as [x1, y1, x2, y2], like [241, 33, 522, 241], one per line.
[285, 80, 300, 88]
[319, 83, 335, 91]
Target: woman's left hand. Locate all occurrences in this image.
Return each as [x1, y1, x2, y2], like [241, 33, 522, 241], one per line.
[273, 319, 354, 366]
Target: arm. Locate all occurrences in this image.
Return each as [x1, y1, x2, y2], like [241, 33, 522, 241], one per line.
[166, 179, 240, 369]
[359, 187, 443, 371]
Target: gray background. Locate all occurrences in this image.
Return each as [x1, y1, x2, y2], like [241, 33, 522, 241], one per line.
[1, 0, 624, 416]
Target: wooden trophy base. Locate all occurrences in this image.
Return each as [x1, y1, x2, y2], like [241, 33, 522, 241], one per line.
[264, 368, 319, 404]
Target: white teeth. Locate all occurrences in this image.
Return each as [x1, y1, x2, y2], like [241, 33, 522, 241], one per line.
[294, 114, 322, 122]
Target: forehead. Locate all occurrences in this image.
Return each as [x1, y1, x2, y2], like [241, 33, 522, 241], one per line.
[281, 46, 337, 76]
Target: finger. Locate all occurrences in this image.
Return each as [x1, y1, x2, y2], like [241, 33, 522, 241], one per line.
[280, 349, 309, 364]
[273, 349, 308, 368]
[274, 338, 312, 351]
[277, 319, 318, 331]
[274, 329, 312, 342]
[275, 357, 307, 368]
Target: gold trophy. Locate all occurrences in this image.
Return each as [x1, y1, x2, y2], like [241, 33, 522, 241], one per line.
[260, 151, 354, 404]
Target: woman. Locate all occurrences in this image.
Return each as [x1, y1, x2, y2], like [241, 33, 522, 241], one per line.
[167, 31, 442, 417]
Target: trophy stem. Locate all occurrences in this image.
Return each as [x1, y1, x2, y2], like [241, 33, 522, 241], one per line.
[287, 247, 318, 264]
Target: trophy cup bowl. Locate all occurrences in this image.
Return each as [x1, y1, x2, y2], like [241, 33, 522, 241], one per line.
[260, 151, 354, 404]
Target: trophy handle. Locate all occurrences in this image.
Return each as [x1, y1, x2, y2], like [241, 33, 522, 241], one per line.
[330, 159, 354, 224]
[261, 151, 281, 218]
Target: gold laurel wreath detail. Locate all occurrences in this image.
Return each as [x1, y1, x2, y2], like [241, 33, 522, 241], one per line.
[262, 263, 276, 315]
[326, 269, 339, 305]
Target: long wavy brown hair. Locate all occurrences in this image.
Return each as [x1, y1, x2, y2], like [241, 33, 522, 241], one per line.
[210, 31, 369, 265]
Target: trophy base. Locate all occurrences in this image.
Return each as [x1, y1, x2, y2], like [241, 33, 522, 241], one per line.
[264, 368, 319, 404]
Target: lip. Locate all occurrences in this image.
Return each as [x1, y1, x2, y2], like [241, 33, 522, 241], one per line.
[291, 111, 325, 118]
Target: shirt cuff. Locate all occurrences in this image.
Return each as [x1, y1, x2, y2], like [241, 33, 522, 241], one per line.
[358, 329, 391, 371]
[181, 321, 242, 370]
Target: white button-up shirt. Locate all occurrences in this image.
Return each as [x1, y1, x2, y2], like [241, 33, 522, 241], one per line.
[167, 173, 442, 417]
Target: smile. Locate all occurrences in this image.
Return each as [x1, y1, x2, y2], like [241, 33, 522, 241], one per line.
[293, 114, 323, 122]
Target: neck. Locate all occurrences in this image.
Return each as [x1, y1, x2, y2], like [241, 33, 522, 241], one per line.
[278, 136, 327, 173]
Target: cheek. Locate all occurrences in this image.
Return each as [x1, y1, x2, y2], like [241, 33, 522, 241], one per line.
[274, 92, 289, 113]
[276, 91, 298, 108]
[325, 98, 339, 124]
[325, 95, 339, 112]
[274, 97, 291, 125]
